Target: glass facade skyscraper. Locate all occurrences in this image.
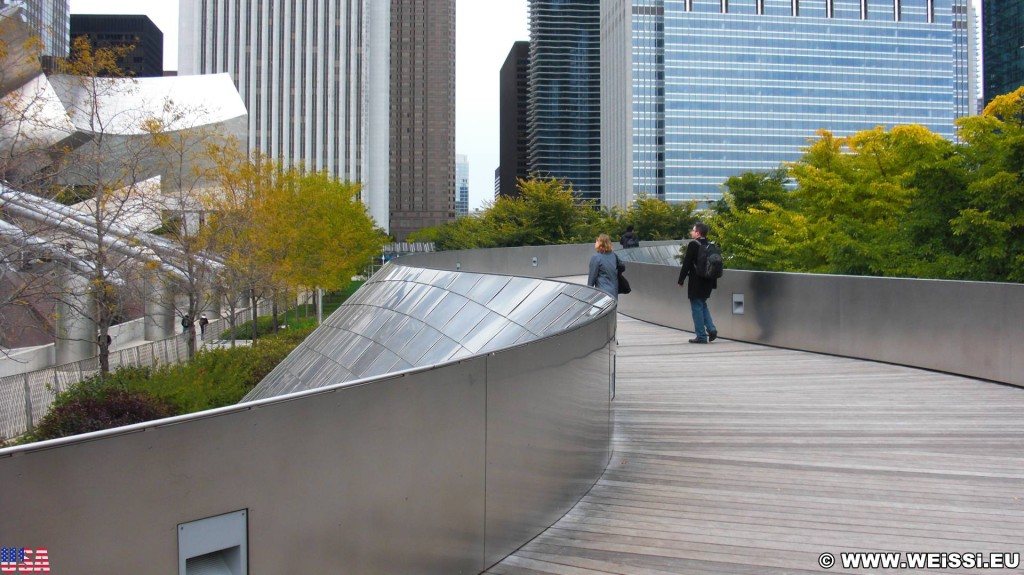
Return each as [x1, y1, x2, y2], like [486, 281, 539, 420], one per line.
[455, 154, 469, 217]
[1, 0, 68, 57]
[983, 0, 1024, 106]
[70, 14, 164, 77]
[606, 0, 970, 206]
[528, 0, 602, 203]
[499, 41, 530, 199]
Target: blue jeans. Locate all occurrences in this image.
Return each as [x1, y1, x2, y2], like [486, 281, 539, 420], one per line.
[690, 298, 717, 341]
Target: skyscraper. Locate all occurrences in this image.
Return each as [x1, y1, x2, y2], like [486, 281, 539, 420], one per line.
[455, 154, 469, 217]
[603, 0, 973, 207]
[0, 0, 68, 58]
[528, 0, 602, 203]
[983, 0, 1024, 106]
[388, 0, 456, 240]
[179, 0, 455, 240]
[499, 41, 530, 199]
[71, 14, 164, 77]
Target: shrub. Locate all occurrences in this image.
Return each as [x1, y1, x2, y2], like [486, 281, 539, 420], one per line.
[247, 326, 315, 382]
[28, 380, 176, 442]
[21, 296, 341, 442]
[141, 349, 261, 413]
[123, 327, 314, 414]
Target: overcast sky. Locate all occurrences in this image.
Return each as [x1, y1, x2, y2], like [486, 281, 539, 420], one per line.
[68, 0, 529, 212]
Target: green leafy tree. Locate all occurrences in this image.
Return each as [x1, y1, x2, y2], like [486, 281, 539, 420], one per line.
[714, 168, 791, 214]
[713, 126, 955, 276]
[951, 87, 1024, 281]
[624, 194, 698, 241]
[711, 168, 816, 272]
[410, 215, 497, 251]
[484, 177, 585, 246]
[412, 177, 700, 250]
[899, 148, 970, 278]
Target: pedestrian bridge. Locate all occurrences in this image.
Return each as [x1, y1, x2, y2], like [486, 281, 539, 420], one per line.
[1, 242, 1021, 574]
[488, 313, 1024, 574]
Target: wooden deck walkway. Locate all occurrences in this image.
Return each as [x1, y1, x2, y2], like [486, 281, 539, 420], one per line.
[486, 315, 1024, 574]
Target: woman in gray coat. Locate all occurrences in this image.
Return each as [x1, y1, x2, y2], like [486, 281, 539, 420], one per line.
[588, 233, 620, 298]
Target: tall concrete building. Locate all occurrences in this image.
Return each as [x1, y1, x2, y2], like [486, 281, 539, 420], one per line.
[499, 41, 530, 199]
[602, 0, 974, 207]
[71, 14, 164, 77]
[388, 0, 456, 239]
[178, 0, 455, 240]
[0, 0, 68, 58]
[528, 0, 602, 203]
[983, 0, 1024, 106]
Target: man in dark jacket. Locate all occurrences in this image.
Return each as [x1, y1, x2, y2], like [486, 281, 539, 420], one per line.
[678, 221, 718, 343]
[620, 225, 640, 249]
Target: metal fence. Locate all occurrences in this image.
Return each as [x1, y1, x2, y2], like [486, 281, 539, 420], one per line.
[0, 305, 267, 441]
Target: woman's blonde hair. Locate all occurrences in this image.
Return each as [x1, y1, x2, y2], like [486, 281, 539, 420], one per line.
[596, 233, 613, 254]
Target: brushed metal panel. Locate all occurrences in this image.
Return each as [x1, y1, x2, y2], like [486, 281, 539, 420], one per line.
[837, 278, 1018, 382]
[0, 362, 488, 575]
[483, 315, 614, 568]
[613, 251, 1024, 388]
[614, 262, 692, 332]
[744, 272, 843, 353]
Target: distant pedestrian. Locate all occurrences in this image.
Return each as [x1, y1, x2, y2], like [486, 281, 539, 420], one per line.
[678, 221, 718, 343]
[588, 233, 621, 299]
[199, 314, 209, 339]
[620, 225, 640, 249]
[181, 314, 191, 334]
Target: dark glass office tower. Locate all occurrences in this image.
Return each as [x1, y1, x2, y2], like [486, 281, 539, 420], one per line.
[499, 41, 530, 199]
[71, 14, 164, 77]
[983, 0, 1024, 106]
[528, 0, 602, 203]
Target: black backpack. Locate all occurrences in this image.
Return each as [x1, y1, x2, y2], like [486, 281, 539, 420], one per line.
[695, 241, 724, 279]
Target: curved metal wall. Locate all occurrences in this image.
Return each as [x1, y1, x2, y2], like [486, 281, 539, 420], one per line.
[247, 263, 616, 400]
[612, 257, 1024, 388]
[404, 241, 1024, 387]
[0, 261, 615, 574]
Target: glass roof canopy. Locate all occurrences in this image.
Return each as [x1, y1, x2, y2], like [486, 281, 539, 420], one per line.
[244, 263, 615, 401]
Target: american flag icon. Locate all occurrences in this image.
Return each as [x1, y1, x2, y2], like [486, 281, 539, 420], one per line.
[0, 547, 49, 572]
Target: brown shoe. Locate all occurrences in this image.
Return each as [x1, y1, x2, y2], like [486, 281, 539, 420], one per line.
[708, 330, 718, 342]
[688, 338, 707, 344]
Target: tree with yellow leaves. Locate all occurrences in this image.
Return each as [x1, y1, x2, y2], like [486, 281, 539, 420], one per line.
[202, 145, 384, 341]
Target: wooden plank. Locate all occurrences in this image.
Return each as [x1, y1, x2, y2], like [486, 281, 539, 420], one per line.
[485, 315, 1024, 574]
